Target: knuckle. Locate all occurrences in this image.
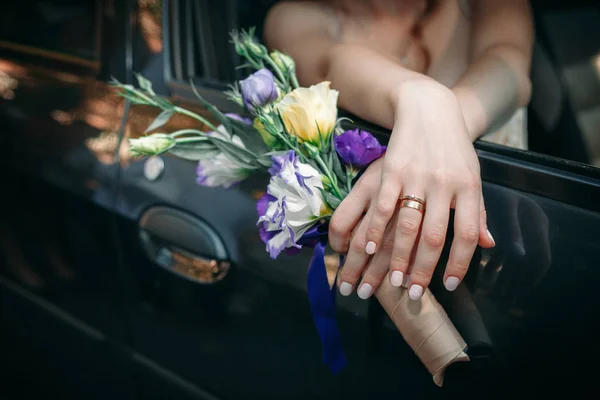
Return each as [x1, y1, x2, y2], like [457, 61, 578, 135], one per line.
[366, 225, 384, 239]
[448, 261, 469, 277]
[328, 218, 346, 239]
[409, 268, 432, 286]
[375, 200, 395, 217]
[430, 169, 449, 186]
[380, 236, 395, 252]
[424, 229, 445, 248]
[390, 254, 409, 270]
[350, 236, 367, 253]
[463, 174, 481, 191]
[458, 224, 479, 244]
[398, 217, 419, 236]
[340, 268, 361, 283]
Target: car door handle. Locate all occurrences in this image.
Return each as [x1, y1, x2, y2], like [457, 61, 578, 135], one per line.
[138, 206, 231, 285]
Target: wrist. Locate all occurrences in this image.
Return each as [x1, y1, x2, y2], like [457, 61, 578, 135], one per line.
[452, 87, 487, 142]
[389, 78, 451, 113]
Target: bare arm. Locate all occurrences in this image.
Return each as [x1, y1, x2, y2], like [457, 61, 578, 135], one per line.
[453, 0, 534, 140]
[265, 0, 534, 138]
[265, 1, 427, 130]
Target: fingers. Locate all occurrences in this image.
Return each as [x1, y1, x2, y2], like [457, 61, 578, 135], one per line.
[478, 191, 496, 249]
[364, 166, 402, 255]
[338, 209, 372, 297]
[443, 190, 481, 292]
[329, 183, 370, 253]
[406, 194, 451, 299]
[356, 210, 399, 299]
[389, 193, 425, 288]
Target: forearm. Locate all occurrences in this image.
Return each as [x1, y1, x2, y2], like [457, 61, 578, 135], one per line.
[452, 45, 532, 141]
[326, 43, 432, 130]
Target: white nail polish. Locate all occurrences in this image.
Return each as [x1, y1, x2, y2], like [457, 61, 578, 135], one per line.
[487, 229, 496, 246]
[365, 241, 377, 255]
[390, 271, 404, 287]
[408, 284, 423, 300]
[339, 282, 353, 296]
[357, 283, 373, 299]
[444, 277, 460, 292]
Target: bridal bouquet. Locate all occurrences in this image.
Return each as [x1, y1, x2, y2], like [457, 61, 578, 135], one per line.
[113, 29, 468, 386]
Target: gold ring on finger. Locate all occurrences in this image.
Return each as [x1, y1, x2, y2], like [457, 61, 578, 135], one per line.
[400, 198, 425, 214]
[401, 194, 425, 206]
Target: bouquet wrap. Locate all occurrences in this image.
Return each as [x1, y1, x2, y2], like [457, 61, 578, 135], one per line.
[376, 275, 469, 386]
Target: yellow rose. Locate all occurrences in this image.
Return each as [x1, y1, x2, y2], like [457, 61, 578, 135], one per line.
[275, 81, 338, 147]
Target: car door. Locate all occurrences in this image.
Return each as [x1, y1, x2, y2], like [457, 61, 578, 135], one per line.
[113, 0, 600, 399]
[0, 1, 136, 399]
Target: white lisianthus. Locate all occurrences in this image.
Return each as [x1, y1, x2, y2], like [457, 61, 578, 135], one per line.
[129, 134, 174, 156]
[195, 125, 250, 189]
[275, 82, 338, 148]
[257, 150, 331, 258]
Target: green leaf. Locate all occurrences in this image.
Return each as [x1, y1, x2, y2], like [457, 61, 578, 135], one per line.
[146, 110, 174, 133]
[189, 80, 233, 130]
[256, 156, 273, 168]
[227, 117, 269, 154]
[207, 136, 260, 169]
[168, 143, 220, 161]
[318, 188, 342, 210]
[330, 148, 347, 182]
[153, 95, 175, 111]
[136, 73, 155, 95]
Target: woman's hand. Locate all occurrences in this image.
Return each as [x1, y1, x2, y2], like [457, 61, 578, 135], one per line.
[329, 80, 495, 300]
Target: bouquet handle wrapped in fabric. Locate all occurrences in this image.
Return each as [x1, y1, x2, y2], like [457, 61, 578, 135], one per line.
[376, 275, 469, 386]
[114, 27, 470, 386]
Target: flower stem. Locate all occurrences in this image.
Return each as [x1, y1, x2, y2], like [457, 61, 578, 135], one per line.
[315, 154, 343, 199]
[346, 169, 356, 193]
[173, 106, 219, 132]
[175, 137, 210, 144]
[169, 129, 206, 138]
[264, 57, 289, 92]
[290, 73, 299, 89]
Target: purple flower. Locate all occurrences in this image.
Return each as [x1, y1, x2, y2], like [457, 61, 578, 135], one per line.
[239, 68, 278, 114]
[225, 113, 252, 125]
[256, 151, 329, 259]
[334, 129, 386, 169]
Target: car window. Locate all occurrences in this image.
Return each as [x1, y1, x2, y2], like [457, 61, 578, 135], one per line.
[159, 0, 600, 172]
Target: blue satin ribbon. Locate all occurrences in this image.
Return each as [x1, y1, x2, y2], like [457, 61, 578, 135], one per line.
[306, 239, 347, 374]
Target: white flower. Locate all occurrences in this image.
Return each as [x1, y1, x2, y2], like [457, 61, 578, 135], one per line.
[195, 125, 250, 189]
[257, 151, 329, 258]
[275, 81, 338, 148]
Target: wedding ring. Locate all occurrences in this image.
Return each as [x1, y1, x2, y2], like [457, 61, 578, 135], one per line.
[401, 194, 425, 206]
[400, 198, 425, 214]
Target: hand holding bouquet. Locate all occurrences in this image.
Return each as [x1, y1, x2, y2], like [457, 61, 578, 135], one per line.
[113, 28, 468, 386]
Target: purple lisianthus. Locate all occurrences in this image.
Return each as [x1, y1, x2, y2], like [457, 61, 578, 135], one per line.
[225, 113, 252, 125]
[239, 68, 278, 114]
[334, 129, 386, 170]
[256, 150, 329, 259]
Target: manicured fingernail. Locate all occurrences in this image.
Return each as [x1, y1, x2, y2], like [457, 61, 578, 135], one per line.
[487, 229, 496, 246]
[357, 283, 373, 299]
[390, 271, 404, 287]
[339, 282, 353, 296]
[408, 284, 423, 300]
[365, 241, 377, 255]
[444, 277, 460, 292]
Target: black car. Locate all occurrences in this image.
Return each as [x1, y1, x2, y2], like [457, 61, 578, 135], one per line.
[1, 1, 599, 399]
